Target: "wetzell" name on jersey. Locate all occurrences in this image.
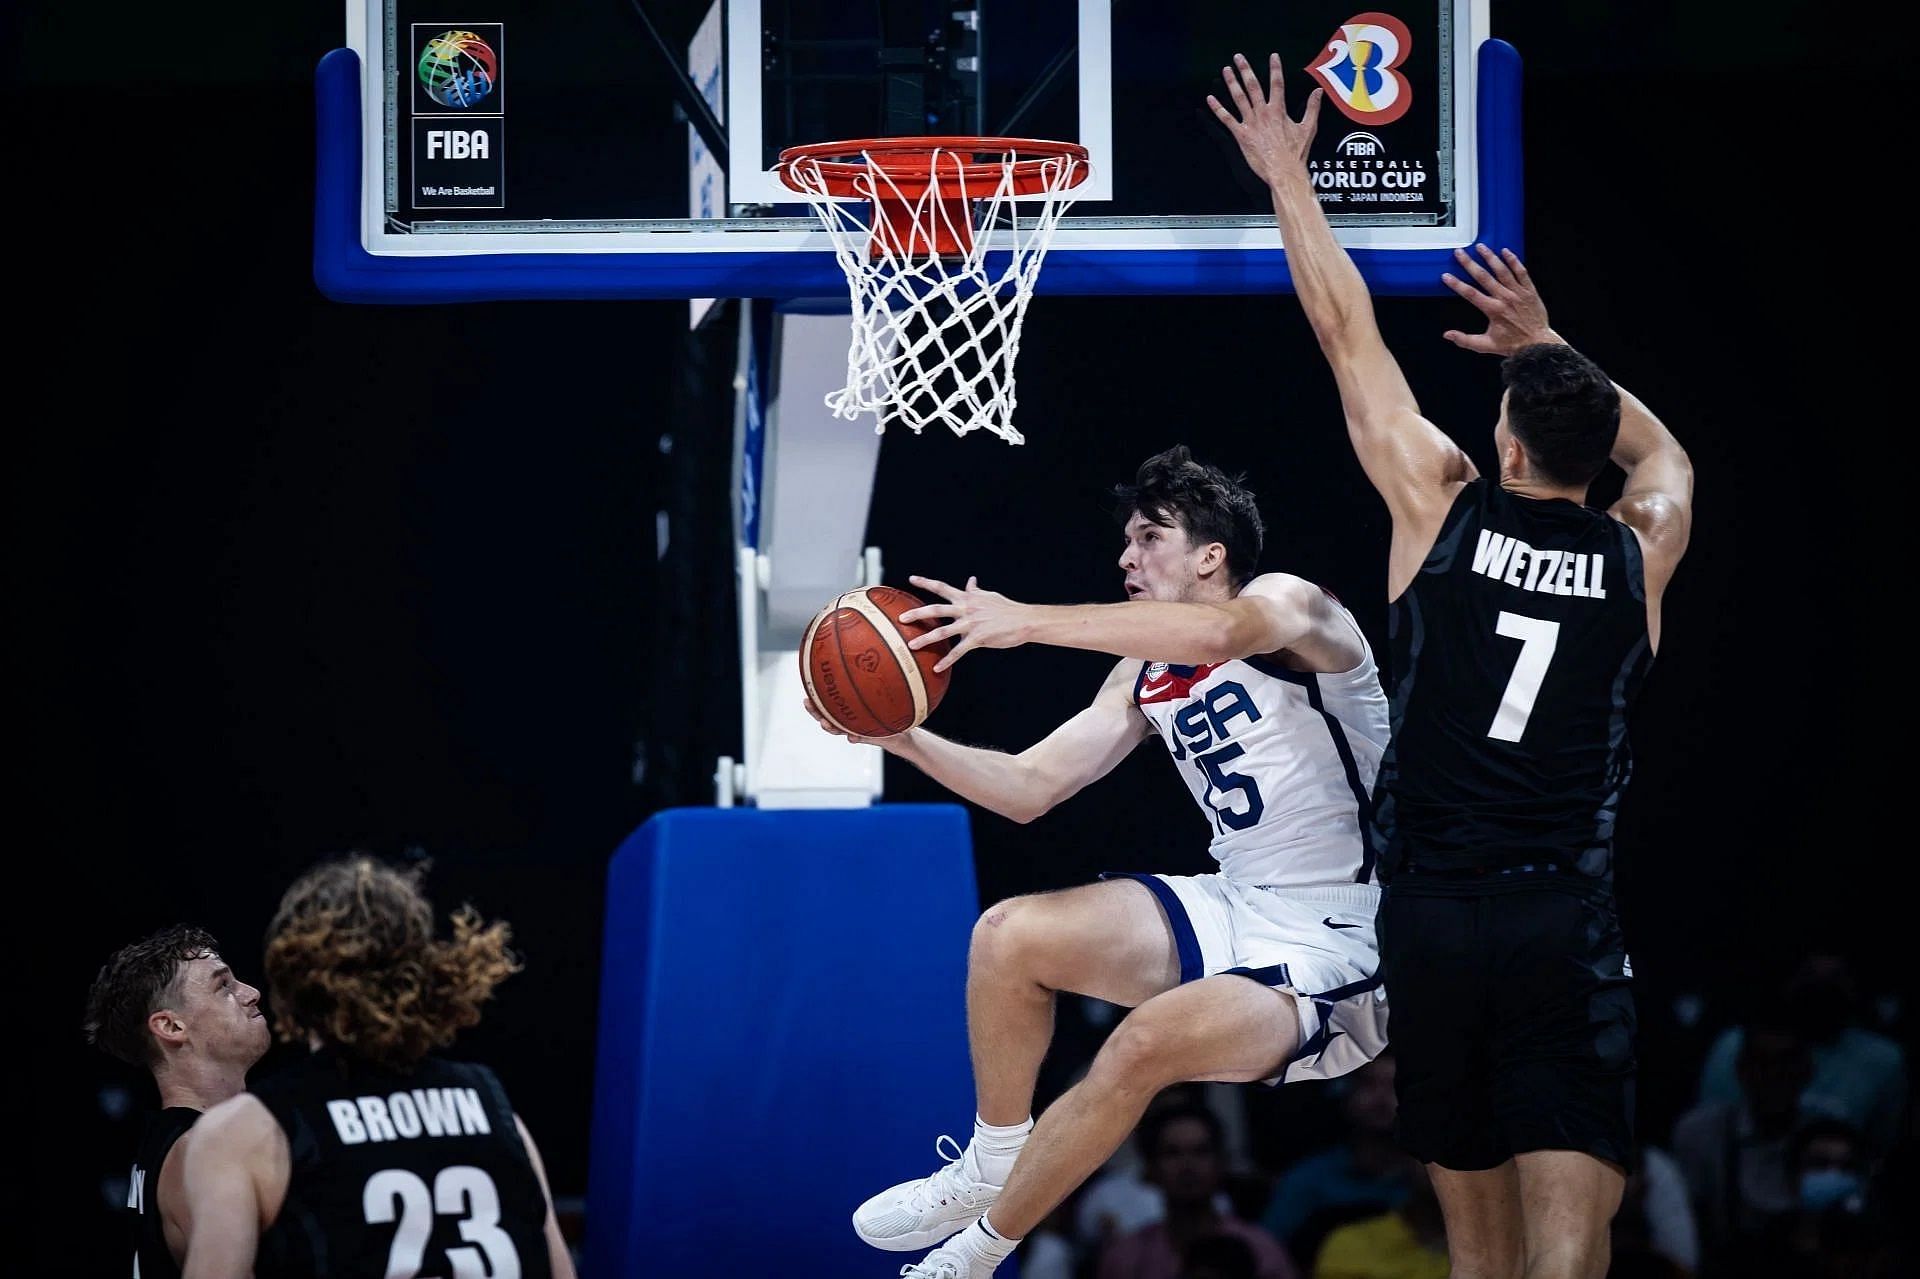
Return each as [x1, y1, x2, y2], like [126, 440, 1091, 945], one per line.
[1471, 528, 1607, 599]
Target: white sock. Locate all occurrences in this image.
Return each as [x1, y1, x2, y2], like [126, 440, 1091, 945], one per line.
[970, 1115, 1032, 1185]
[957, 1217, 1020, 1264]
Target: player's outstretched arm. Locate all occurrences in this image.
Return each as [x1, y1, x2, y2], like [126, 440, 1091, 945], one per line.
[1210, 53, 1474, 548]
[1438, 242, 1561, 355]
[180, 1095, 287, 1279]
[1607, 384, 1693, 603]
[903, 574, 1356, 672]
[1231, 574, 1367, 672]
[804, 659, 1149, 824]
[901, 573, 1339, 669]
[1442, 246, 1693, 600]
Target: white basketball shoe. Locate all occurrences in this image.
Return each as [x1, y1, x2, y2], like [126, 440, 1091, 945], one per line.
[853, 1134, 1003, 1251]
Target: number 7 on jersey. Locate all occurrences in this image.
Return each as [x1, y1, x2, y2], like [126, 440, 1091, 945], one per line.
[1489, 612, 1560, 742]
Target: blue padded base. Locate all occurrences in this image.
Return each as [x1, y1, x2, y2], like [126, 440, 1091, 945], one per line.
[585, 805, 981, 1277]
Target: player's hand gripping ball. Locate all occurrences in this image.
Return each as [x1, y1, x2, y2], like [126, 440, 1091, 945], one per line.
[800, 586, 953, 737]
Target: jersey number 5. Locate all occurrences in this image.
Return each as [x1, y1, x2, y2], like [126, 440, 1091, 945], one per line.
[365, 1166, 522, 1279]
[1489, 612, 1560, 742]
[1195, 743, 1264, 832]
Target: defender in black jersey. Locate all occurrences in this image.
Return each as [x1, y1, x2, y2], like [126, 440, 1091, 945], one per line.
[85, 925, 270, 1279]
[1213, 55, 1693, 1279]
[178, 856, 575, 1279]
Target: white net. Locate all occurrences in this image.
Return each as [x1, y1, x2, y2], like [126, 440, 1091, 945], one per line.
[781, 145, 1086, 445]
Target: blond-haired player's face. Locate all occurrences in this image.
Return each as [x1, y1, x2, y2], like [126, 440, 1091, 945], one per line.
[1119, 513, 1206, 603]
[168, 953, 271, 1066]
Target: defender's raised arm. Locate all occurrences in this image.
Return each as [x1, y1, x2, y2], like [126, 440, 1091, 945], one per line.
[1210, 52, 1475, 584]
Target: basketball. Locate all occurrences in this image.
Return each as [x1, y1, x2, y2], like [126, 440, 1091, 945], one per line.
[801, 585, 952, 737]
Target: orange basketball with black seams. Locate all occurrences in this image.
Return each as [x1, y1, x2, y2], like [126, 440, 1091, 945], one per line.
[800, 585, 953, 737]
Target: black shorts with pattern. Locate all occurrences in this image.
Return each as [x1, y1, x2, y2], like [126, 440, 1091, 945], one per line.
[1377, 876, 1636, 1172]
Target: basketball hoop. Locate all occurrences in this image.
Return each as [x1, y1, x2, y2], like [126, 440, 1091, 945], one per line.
[775, 137, 1089, 445]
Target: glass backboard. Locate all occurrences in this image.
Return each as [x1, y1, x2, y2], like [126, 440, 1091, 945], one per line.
[317, 0, 1517, 300]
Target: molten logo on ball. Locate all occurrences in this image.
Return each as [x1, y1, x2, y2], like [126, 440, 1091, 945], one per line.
[418, 30, 498, 109]
[801, 585, 953, 737]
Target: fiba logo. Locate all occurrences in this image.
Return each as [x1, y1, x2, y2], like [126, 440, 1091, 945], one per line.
[1312, 121, 1424, 196]
[418, 30, 498, 109]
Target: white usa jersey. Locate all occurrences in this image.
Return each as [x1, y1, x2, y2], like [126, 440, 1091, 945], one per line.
[1135, 604, 1389, 889]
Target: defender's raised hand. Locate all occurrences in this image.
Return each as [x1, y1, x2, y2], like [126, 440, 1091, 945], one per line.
[1440, 245, 1559, 355]
[1206, 52, 1324, 186]
[900, 574, 1030, 673]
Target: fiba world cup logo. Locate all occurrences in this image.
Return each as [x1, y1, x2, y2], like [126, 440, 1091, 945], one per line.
[1309, 12, 1413, 126]
[418, 30, 497, 109]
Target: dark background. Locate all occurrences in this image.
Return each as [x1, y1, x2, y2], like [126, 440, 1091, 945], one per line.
[9, 2, 1896, 1274]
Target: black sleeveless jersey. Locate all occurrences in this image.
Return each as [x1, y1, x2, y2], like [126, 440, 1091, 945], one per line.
[129, 1106, 198, 1279]
[250, 1052, 551, 1279]
[1370, 479, 1653, 888]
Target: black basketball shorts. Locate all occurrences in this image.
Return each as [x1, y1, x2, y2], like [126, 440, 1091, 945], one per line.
[1377, 883, 1636, 1171]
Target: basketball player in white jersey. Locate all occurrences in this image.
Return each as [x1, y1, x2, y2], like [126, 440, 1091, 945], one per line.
[805, 446, 1391, 1279]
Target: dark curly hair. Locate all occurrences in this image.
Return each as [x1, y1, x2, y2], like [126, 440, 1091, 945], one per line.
[265, 855, 520, 1071]
[1502, 343, 1621, 488]
[84, 925, 221, 1069]
[1112, 446, 1265, 586]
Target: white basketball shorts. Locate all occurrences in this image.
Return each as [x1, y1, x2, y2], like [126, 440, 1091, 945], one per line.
[1102, 872, 1389, 1084]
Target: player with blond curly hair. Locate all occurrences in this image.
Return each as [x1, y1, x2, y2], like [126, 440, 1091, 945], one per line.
[178, 855, 576, 1279]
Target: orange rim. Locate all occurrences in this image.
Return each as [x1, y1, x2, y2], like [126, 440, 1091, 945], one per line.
[776, 136, 1087, 258]
[775, 136, 1089, 199]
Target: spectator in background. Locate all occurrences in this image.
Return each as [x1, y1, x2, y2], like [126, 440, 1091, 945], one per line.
[1259, 1053, 1410, 1267]
[1099, 1101, 1296, 1279]
[83, 925, 271, 1279]
[1308, 1157, 1447, 1279]
[1788, 1117, 1872, 1218]
[1775, 1116, 1881, 1276]
[1696, 951, 1907, 1154]
[1671, 1006, 1813, 1273]
[1079, 1083, 1241, 1252]
[1608, 1144, 1699, 1277]
[1682, 1115, 1903, 1279]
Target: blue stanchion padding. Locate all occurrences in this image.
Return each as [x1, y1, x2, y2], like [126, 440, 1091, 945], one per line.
[585, 805, 980, 1278]
[313, 41, 1521, 302]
